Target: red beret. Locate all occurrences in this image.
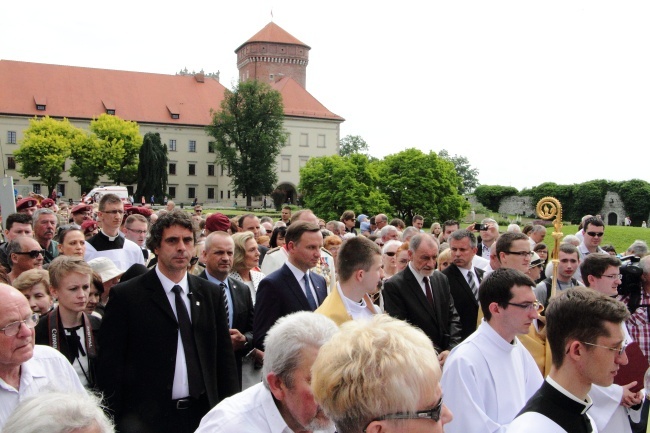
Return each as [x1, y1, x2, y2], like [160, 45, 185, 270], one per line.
[81, 219, 98, 233]
[205, 213, 231, 233]
[16, 197, 38, 210]
[40, 198, 55, 208]
[125, 206, 153, 218]
[71, 204, 92, 214]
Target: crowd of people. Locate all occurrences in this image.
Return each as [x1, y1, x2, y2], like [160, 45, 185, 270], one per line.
[0, 197, 649, 433]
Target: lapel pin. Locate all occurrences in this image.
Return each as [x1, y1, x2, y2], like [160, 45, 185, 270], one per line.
[196, 301, 200, 306]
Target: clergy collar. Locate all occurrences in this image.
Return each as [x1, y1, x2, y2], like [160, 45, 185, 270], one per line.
[99, 229, 121, 242]
[546, 376, 593, 414]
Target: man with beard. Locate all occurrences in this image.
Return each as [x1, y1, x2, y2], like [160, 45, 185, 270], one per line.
[196, 312, 337, 433]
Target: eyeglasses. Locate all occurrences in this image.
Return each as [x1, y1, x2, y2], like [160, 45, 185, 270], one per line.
[189, 256, 199, 266]
[1, 313, 40, 336]
[14, 250, 45, 259]
[127, 227, 148, 235]
[384, 251, 396, 257]
[102, 210, 124, 215]
[364, 398, 443, 432]
[581, 340, 628, 356]
[504, 251, 534, 257]
[586, 232, 604, 237]
[600, 274, 622, 280]
[507, 301, 544, 313]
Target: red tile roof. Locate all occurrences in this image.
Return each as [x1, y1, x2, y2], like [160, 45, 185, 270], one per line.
[271, 77, 344, 121]
[0, 60, 342, 124]
[235, 22, 310, 52]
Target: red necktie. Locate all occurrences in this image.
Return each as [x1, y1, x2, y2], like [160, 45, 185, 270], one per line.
[423, 277, 434, 307]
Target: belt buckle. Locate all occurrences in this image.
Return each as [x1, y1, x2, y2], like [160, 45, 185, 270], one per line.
[175, 398, 192, 410]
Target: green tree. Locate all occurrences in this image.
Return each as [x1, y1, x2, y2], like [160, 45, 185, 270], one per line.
[377, 148, 468, 223]
[299, 153, 391, 221]
[136, 132, 168, 203]
[90, 114, 143, 185]
[474, 185, 519, 212]
[438, 149, 480, 194]
[14, 116, 82, 194]
[339, 135, 369, 157]
[206, 80, 287, 208]
[614, 180, 650, 227]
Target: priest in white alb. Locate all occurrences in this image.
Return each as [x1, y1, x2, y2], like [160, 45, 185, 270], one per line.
[441, 268, 544, 433]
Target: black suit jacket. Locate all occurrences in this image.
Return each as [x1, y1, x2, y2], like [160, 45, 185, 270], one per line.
[442, 264, 485, 341]
[383, 267, 461, 352]
[97, 269, 239, 433]
[197, 270, 254, 386]
[253, 263, 327, 350]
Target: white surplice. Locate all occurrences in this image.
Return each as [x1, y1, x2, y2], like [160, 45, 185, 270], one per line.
[440, 320, 543, 433]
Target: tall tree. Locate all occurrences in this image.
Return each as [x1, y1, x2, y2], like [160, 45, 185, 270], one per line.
[378, 148, 468, 223]
[299, 153, 391, 221]
[14, 116, 83, 195]
[439, 149, 480, 194]
[90, 114, 143, 185]
[339, 134, 369, 157]
[136, 132, 168, 203]
[206, 80, 287, 208]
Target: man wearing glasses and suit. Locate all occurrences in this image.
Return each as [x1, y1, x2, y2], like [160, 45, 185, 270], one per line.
[441, 268, 544, 433]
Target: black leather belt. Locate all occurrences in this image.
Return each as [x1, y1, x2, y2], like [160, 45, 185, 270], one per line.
[172, 398, 193, 410]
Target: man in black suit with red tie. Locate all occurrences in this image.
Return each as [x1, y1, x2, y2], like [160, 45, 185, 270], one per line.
[253, 221, 327, 350]
[98, 211, 238, 433]
[443, 229, 485, 341]
[198, 231, 257, 388]
[383, 233, 461, 366]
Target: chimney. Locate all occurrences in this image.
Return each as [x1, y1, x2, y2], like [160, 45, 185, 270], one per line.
[195, 71, 205, 83]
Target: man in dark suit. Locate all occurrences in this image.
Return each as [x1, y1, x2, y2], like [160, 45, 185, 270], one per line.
[97, 210, 239, 433]
[198, 231, 257, 388]
[383, 233, 461, 366]
[443, 229, 485, 341]
[253, 221, 327, 350]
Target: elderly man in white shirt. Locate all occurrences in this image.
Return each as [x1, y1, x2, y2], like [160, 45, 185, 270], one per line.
[0, 284, 85, 429]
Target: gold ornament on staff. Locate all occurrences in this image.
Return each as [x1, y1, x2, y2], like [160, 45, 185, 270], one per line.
[536, 197, 564, 299]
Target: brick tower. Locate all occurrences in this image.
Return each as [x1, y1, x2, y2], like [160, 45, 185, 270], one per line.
[235, 22, 311, 89]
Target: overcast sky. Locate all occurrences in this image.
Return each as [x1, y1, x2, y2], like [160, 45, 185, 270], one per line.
[2, 1, 649, 191]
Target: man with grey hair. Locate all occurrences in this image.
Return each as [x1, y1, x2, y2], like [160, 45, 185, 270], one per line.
[528, 224, 547, 249]
[401, 226, 419, 242]
[626, 240, 648, 258]
[32, 208, 59, 264]
[196, 312, 338, 433]
[384, 233, 461, 364]
[0, 284, 86, 429]
[380, 224, 399, 244]
[373, 213, 388, 235]
[2, 391, 114, 433]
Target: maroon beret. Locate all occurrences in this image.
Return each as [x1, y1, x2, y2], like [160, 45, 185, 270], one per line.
[81, 219, 98, 233]
[16, 197, 38, 210]
[71, 204, 92, 214]
[40, 198, 55, 208]
[205, 213, 231, 233]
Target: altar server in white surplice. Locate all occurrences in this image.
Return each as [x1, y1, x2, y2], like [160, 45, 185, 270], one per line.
[441, 268, 544, 433]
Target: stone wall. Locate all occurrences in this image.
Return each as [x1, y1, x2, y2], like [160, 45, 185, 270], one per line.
[598, 191, 626, 226]
[498, 196, 536, 217]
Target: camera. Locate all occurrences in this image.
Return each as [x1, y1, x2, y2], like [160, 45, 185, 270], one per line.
[474, 223, 488, 231]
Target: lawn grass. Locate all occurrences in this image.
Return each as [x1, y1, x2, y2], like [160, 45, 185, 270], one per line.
[538, 224, 650, 256]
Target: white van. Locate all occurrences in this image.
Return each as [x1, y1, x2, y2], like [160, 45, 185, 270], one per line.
[84, 186, 129, 204]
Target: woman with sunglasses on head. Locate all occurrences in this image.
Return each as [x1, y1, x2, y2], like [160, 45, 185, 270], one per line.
[35, 256, 101, 389]
[382, 240, 402, 279]
[230, 232, 265, 303]
[56, 224, 86, 258]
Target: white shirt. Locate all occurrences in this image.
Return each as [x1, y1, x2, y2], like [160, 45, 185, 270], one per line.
[196, 382, 328, 433]
[84, 237, 145, 271]
[156, 266, 192, 399]
[441, 320, 543, 433]
[0, 345, 86, 429]
[285, 261, 319, 305]
[338, 284, 380, 321]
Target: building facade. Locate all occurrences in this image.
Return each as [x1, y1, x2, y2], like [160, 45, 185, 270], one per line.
[0, 22, 343, 206]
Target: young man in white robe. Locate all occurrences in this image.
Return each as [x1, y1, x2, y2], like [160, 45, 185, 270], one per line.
[509, 288, 631, 433]
[441, 268, 544, 433]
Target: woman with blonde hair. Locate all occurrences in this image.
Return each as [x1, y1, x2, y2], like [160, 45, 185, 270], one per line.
[12, 268, 53, 315]
[230, 231, 265, 301]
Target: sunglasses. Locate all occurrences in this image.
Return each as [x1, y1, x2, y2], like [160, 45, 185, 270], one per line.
[14, 250, 46, 259]
[586, 232, 604, 237]
[189, 256, 199, 266]
[384, 251, 396, 257]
